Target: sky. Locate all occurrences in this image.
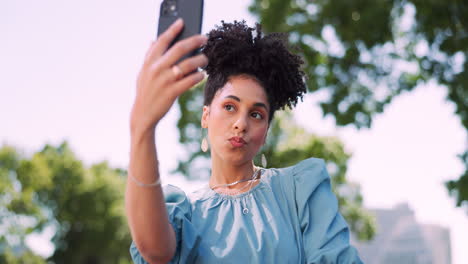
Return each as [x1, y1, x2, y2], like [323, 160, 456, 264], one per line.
[1, 0, 467, 263]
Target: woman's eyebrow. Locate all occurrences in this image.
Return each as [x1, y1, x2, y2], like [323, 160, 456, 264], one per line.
[224, 95, 268, 111]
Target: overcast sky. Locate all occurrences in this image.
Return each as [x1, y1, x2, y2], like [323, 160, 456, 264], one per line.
[1, 1, 467, 263]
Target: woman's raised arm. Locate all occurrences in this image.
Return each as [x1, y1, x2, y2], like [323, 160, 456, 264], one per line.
[125, 19, 207, 264]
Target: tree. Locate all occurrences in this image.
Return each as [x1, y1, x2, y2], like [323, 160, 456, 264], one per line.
[0, 142, 132, 263]
[0, 247, 46, 264]
[265, 111, 375, 241]
[175, 82, 375, 241]
[248, 0, 468, 210]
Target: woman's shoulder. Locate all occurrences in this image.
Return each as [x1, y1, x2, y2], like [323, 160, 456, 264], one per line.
[267, 157, 327, 181]
[163, 184, 187, 200]
[162, 183, 220, 207]
[260, 157, 329, 200]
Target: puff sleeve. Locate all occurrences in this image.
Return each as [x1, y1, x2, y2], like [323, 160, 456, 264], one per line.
[293, 158, 363, 264]
[130, 184, 199, 264]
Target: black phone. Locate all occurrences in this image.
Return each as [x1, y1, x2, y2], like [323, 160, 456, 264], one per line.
[157, 0, 204, 60]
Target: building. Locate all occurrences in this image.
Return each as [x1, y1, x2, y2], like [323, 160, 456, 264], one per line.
[352, 203, 451, 264]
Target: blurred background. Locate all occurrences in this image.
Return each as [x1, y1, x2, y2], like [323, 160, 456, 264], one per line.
[1, 0, 467, 263]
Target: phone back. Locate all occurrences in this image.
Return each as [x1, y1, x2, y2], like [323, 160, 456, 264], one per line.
[157, 0, 204, 43]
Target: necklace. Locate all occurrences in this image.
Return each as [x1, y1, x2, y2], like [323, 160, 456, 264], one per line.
[242, 176, 257, 214]
[210, 168, 264, 215]
[210, 167, 262, 190]
[214, 175, 258, 196]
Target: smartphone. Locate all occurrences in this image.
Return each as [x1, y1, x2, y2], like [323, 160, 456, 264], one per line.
[157, 0, 204, 60]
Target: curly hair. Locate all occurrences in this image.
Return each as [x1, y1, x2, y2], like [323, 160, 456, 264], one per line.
[202, 20, 307, 123]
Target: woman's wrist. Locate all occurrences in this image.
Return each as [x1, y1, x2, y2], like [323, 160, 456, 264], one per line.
[130, 112, 157, 139]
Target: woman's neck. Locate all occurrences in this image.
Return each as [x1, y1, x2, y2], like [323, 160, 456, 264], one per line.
[208, 157, 255, 188]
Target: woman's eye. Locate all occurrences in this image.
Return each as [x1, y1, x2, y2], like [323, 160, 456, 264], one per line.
[224, 104, 235, 112]
[251, 112, 263, 119]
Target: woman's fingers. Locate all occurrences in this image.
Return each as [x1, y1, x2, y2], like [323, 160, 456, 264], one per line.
[173, 71, 206, 95]
[160, 54, 208, 98]
[143, 18, 184, 66]
[132, 19, 209, 131]
[168, 54, 208, 82]
[160, 34, 208, 69]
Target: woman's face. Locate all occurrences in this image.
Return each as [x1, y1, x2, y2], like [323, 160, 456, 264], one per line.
[201, 75, 270, 166]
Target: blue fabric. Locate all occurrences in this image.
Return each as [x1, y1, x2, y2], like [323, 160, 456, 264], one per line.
[130, 158, 363, 263]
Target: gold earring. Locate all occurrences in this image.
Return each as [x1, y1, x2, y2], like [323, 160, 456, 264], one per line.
[201, 128, 209, 152]
[261, 153, 267, 167]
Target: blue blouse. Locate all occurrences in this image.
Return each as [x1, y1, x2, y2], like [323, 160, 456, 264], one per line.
[130, 158, 363, 263]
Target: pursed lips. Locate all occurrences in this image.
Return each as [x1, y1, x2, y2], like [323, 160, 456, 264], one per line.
[229, 136, 246, 147]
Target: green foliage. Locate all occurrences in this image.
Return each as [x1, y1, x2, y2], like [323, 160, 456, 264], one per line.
[0, 247, 46, 264]
[266, 111, 376, 241]
[249, 0, 468, 211]
[446, 150, 468, 208]
[0, 142, 131, 263]
[175, 83, 375, 240]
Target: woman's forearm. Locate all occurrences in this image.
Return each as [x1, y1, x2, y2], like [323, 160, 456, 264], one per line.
[125, 17, 207, 263]
[125, 127, 176, 263]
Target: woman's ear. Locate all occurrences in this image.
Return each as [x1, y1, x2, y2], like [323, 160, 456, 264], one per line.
[201, 105, 210, 128]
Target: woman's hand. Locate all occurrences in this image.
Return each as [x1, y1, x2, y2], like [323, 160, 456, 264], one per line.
[130, 19, 208, 135]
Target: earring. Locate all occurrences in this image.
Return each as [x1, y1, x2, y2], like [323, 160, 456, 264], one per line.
[201, 128, 209, 152]
[261, 153, 267, 167]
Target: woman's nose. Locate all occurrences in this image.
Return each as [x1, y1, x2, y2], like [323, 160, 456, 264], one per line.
[233, 115, 248, 132]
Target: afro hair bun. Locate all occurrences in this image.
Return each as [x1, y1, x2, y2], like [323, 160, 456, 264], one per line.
[202, 20, 307, 120]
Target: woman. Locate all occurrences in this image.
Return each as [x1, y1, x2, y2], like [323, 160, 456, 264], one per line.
[126, 19, 363, 264]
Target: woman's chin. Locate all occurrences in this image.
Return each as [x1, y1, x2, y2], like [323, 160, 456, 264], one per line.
[216, 154, 252, 166]
[211, 145, 256, 165]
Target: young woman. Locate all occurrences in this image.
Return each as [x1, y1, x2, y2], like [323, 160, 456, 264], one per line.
[126, 19, 363, 264]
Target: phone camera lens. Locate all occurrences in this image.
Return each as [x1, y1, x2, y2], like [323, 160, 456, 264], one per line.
[162, 0, 178, 16]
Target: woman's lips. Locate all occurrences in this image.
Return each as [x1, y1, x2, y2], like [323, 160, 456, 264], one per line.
[229, 137, 246, 147]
